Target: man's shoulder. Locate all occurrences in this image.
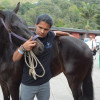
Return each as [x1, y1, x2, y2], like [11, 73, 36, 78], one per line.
[48, 31, 55, 37]
[48, 30, 54, 34]
[86, 41, 91, 45]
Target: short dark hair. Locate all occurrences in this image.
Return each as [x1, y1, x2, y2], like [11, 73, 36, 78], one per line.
[35, 14, 53, 28]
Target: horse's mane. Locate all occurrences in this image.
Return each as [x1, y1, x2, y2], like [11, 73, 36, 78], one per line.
[0, 10, 17, 59]
[0, 10, 13, 39]
[5, 11, 14, 23]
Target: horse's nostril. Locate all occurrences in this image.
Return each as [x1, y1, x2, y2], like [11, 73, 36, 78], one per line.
[38, 47, 41, 51]
[38, 47, 44, 53]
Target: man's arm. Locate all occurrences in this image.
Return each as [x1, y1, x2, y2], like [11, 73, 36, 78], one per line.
[53, 31, 74, 37]
[13, 37, 37, 62]
[91, 41, 96, 51]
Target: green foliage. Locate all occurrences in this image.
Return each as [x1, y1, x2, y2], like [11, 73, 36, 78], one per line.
[59, 1, 72, 10]
[80, 2, 97, 29]
[20, 2, 34, 15]
[0, 5, 5, 10]
[0, 0, 99, 30]
[0, 1, 10, 9]
[68, 4, 80, 22]
[95, 14, 100, 29]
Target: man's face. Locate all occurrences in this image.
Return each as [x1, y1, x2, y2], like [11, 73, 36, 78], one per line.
[35, 21, 50, 38]
[89, 37, 92, 40]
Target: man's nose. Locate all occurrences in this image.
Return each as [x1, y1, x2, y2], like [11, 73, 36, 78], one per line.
[41, 29, 45, 33]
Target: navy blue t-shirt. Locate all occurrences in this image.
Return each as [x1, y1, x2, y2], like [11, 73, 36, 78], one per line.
[21, 31, 55, 86]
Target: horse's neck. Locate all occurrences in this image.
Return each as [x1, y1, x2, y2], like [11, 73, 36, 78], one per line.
[52, 39, 59, 58]
[0, 43, 16, 60]
[0, 27, 16, 60]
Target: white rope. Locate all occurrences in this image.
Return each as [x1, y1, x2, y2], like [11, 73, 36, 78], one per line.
[24, 50, 45, 80]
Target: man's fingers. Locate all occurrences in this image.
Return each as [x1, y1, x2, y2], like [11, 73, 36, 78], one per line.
[30, 41, 37, 44]
[28, 36, 33, 41]
[30, 43, 37, 47]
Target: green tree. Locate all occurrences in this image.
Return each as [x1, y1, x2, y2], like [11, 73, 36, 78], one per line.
[23, 2, 62, 26]
[1, 0, 99, 30]
[20, 2, 34, 15]
[0, 0, 11, 10]
[68, 4, 79, 22]
[80, 2, 97, 29]
[0, 5, 5, 10]
[95, 14, 100, 29]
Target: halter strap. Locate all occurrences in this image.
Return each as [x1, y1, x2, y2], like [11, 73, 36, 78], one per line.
[0, 18, 39, 43]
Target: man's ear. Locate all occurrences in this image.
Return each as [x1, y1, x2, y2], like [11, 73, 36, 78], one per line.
[13, 2, 20, 14]
[0, 10, 5, 19]
[35, 24, 37, 28]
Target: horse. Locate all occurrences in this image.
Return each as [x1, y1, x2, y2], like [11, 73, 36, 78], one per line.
[51, 36, 93, 100]
[0, 2, 44, 100]
[0, 2, 93, 100]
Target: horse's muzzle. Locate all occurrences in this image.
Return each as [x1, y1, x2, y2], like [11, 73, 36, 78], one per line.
[38, 46, 44, 54]
[32, 44, 44, 56]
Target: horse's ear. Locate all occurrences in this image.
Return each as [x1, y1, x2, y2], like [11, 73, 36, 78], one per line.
[13, 2, 20, 14]
[0, 10, 5, 19]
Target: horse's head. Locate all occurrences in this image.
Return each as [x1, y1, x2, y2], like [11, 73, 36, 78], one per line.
[0, 2, 44, 55]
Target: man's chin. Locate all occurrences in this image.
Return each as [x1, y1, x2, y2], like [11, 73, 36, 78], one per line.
[39, 35, 46, 38]
[39, 36, 43, 38]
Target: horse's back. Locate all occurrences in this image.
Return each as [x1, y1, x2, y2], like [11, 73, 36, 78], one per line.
[59, 36, 92, 57]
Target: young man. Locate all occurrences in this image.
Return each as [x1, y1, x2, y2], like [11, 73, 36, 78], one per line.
[13, 14, 73, 100]
[86, 36, 96, 56]
[87, 36, 97, 59]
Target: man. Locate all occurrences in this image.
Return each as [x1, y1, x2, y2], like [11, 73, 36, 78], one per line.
[86, 36, 96, 55]
[13, 14, 73, 100]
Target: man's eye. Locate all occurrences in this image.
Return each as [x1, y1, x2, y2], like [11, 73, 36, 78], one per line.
[39, 26, 49, 31]
[45, 29, 49, 31]
[39, 26, 42, 29]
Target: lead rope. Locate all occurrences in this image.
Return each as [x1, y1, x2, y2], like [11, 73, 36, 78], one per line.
[24, 50, 45, 80]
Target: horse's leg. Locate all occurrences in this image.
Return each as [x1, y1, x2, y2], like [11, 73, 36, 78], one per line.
[82, 66, 94, 100]
[1, 85, 10, 100]
[64, 73, 82, 100]
[8, 84, 20, 100]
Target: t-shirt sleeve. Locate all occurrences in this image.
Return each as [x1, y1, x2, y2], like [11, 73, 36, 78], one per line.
[48, 31, 55, 40]
[53, 31, 56, 36]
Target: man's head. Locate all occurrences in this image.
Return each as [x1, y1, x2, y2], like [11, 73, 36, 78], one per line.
[89, 36, 93, 40]
[35, 14, 53, 38]
[35, 14, 53, 28]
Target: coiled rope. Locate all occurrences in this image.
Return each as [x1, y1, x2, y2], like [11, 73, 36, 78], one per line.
[24, 50, 45, 80]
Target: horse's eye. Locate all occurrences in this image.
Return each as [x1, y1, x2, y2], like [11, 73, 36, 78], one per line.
[11, 26, 19, 30]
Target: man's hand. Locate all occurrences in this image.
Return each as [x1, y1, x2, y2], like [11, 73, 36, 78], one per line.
[23, 37, 37, 51]
[69, 34, 74, 37]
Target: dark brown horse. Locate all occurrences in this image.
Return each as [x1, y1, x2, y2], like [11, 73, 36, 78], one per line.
[0, 2, 44, 100]
[51, 36, 93, 100]
[0, 2, 93, 100]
